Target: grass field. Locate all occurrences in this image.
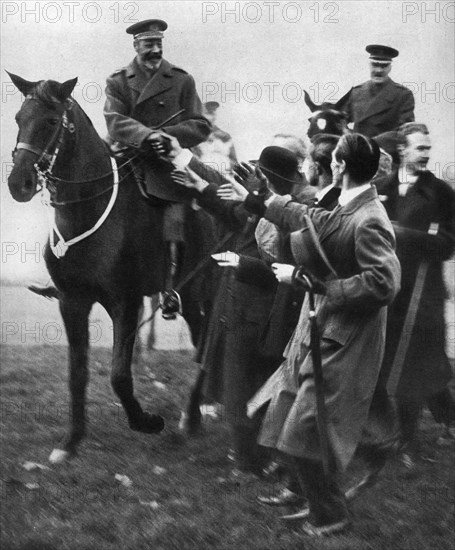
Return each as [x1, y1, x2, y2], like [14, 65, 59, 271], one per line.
[1, 345, 454, 550]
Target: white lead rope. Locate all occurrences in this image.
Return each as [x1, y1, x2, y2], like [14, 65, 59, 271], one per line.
[43, 157, 119, 259]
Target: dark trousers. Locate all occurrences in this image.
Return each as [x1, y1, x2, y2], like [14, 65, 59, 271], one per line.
[230, 421, 269, 474]
[293, 457, 348, 525]
[399, 387, 455, 449]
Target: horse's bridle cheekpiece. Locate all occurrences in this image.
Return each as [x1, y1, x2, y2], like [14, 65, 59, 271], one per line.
[13, 96, 75, 194]
[13, 95, 119, 259]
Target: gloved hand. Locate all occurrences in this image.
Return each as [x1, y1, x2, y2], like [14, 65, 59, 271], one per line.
[233, 162, 271, 198]
[146, 131, 172, 158]
[292, 266, 327, 295]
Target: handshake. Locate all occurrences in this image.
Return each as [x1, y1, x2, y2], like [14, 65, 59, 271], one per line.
[146, 131, 176, 159]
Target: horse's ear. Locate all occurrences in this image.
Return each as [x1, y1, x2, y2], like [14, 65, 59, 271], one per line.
[57, 77, 78, 101]
[334, 88, 352, 111]
[303, 90, 319, 112]
[6, 71, 39, 96]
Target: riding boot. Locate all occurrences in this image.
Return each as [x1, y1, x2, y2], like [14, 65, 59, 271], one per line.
[162, 241, 183, 320]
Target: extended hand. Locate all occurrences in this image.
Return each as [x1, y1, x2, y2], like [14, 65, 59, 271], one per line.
[171, 167, 208, 193]
[165, 134, 183, 160]
[234, 162, 269, 195]
[271, 263, 295, 284]
[216, 176, 249, 202]
[211, 251, 240, 268]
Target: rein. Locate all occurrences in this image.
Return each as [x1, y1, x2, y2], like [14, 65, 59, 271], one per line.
[43, 157, 119, 259]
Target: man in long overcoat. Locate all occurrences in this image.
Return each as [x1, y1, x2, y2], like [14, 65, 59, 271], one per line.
[245, 134, 401, 535]
[338, 45, 415, 138]
[174, 147, 305, 476]
[375, 123, 455, 462]
[104, 19, 210, 202]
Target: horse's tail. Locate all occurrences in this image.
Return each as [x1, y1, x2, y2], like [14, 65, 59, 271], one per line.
[28, 285, 60, 300]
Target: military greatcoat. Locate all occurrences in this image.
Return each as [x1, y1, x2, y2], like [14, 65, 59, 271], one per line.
[340, 78, 415, 137]
[104, 58, 210, 201]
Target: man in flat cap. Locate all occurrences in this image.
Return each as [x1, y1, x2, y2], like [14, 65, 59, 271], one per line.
[192, 101, 238, 175]
[338, 45, 415, 138]
[104, 19, 211, 201]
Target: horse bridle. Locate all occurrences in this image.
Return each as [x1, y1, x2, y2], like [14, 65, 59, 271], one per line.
[12, 97, 75, 195]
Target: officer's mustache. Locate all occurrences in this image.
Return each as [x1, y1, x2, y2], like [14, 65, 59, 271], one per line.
[146, 52, 162, 59]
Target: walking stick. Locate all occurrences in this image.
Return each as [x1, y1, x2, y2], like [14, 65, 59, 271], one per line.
[386, 223, 439, 396]
[386, 262, 428, 395]
[294, 271, 331, 476]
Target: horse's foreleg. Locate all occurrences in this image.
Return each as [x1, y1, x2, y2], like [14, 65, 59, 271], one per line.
[50, 295, 92, 463]
[111, 300, 164, 434]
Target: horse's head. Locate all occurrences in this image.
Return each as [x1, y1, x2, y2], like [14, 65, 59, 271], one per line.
[304, 89, 351, 140]
[7, 72, 78, 202]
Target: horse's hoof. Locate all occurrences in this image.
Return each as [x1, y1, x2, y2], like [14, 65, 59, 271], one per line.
[130, 413, 164, 434]
[49, 448, 70, 464]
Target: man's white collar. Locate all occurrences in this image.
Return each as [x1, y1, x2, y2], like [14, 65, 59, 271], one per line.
[338, 183, 371, 206]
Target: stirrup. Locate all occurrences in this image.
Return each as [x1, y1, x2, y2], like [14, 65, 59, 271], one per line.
[160, 290, 182, 320]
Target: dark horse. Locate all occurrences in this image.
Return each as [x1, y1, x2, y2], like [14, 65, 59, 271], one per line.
[7, 73, 215, 463]
[303, 89, 397, 171]
[303, 89, 351, 139]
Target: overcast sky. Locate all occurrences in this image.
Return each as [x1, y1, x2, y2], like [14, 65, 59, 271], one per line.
[1, 0, 454, 280]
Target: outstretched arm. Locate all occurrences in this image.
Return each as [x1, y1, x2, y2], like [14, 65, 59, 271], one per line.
[325, 217, 401, 310]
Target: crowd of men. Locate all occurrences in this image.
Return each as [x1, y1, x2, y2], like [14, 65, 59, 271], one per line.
[103, 19, 455, 537]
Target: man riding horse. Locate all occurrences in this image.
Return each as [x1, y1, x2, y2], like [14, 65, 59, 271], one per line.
[104, 19, 211, 317]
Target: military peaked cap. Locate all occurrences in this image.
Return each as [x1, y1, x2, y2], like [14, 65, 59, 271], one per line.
[366, 44, 399, 64]
[126, 19, 168, 40]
